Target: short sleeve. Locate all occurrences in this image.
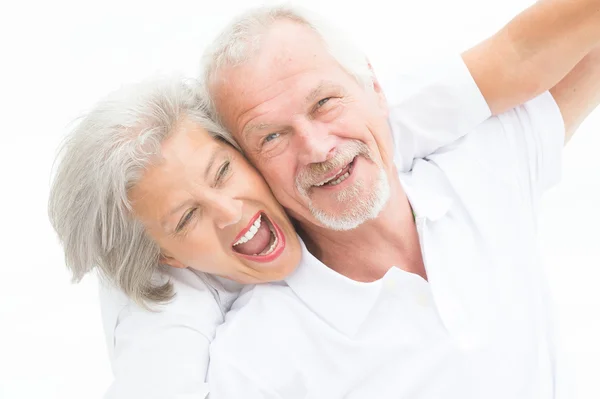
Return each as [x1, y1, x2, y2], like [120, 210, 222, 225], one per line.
[99, 268, 233, 399]
[503, 91, 565, 193]
[433, 91, 565, 203]
[382, 55, 491, 172]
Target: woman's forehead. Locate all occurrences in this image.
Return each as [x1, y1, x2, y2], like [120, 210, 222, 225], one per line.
[161, 119, 217, 159]
[129, 128, 227, 210]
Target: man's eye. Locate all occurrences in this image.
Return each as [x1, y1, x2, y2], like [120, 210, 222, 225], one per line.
[317, 97, 331, 108]
[264, 132, 280, 144]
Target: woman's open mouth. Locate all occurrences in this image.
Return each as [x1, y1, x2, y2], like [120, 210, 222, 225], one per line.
[231, 211, 286, 263]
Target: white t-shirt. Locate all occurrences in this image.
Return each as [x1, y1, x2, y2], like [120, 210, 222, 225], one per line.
[99, 55, 497, 398]
[99, 270, 240, 399]
[206, 92, 566, 398]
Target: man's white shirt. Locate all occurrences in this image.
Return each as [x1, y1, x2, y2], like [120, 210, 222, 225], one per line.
[206, 90, 567, 397]
[98, 55, 568, 398]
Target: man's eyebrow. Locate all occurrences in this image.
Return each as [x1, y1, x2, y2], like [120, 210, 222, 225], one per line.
[243, 122, 278, 137]
[305, 81, 340, 104]
[242, 82, 343, 136]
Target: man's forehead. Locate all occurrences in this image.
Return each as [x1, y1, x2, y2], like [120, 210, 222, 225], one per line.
[240, 80, 342, 130]
[261, 20, 329, 60]
[215, 22, 331, 86]
[210, 21, 339, 129]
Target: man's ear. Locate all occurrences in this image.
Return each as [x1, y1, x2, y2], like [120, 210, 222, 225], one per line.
[367, 61, 389, 113]
[159, 254, 186, 269]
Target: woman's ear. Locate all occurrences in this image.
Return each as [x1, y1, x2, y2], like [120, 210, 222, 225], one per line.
[159, 254, 186, 269]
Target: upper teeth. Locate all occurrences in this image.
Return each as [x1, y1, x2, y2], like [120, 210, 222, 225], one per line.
[314, 168, 345, 187]
[233, 215, 262, 246]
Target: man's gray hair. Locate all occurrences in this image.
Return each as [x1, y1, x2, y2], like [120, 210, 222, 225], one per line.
[201, 4, 374, 135]
[48, 77, 229, 308]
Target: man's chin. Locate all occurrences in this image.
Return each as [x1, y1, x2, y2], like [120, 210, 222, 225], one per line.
[307, 203, 376, 231]
[310, 179, 390, 231]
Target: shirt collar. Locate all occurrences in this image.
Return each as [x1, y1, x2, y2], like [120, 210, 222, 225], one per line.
[284, 239, 383, 337]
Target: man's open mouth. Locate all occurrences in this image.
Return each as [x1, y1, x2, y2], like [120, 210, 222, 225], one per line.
[313, 157, 356, 188]
[231, 211, 284, 261]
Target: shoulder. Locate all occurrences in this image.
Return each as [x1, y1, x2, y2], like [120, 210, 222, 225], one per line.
[100, 268, 241, 361]
[422, 92, 564, 216]
[215, 282, 301, 343]
[381, 54, 484, 110]
[211, 282, 311, 361]
[430, 91, 563, 164]
[209, 283, 310, 392]
[100, 269, 244, 398]
[380, 54, 491, 171]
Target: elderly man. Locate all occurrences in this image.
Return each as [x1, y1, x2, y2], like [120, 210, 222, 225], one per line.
[200, 1, 600, 398]
[98, 1, 600, 398]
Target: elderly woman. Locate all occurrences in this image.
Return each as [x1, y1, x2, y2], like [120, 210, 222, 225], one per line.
[49, 77, 303, 398]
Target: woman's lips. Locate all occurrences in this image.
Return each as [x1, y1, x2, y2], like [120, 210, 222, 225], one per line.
[232, 213, 272, 256]
[232, 211, 286, 263]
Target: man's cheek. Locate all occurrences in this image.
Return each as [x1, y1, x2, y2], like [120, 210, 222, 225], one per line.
[271, 168, 294, 193]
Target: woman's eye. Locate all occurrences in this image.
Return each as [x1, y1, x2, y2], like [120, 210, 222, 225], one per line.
[264, 132, 280, 144]
[216, 160, 231, 183]
[176, 208, 196, 232]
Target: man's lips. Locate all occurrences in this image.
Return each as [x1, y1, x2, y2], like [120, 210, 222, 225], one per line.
[313, 157, 356, 187]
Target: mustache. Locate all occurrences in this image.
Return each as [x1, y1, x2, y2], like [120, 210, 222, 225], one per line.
[295, 140, 371, 190]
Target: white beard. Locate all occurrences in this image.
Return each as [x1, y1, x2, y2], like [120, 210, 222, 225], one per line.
[308, 168, 390, 231]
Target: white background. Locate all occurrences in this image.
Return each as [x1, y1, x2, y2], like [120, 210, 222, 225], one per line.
[0, 0, 598, 398]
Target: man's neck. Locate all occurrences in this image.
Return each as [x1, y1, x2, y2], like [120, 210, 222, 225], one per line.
[298, 173, 426, 282]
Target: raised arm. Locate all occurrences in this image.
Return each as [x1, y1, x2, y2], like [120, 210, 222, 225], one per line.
[549, 45, 600, 142]
[463, 0, 600, 115]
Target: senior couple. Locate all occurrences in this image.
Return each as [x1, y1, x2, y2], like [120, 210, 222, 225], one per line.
[49, 1, 600, 398]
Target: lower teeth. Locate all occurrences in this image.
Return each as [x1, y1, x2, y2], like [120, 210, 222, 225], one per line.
[327, 171, 350, 186]
[255, 225, 278, 256]
[265, 235, 278, 255]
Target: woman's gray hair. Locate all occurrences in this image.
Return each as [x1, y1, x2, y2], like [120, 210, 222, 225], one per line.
[201, 4, 374, 135]
[48, 77, 230, 308]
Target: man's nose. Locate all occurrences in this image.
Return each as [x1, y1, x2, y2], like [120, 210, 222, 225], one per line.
[294, 120, 336, 165]
[208, 195, 243, 229]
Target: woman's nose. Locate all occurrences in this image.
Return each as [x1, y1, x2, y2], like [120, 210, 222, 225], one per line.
[210, 196, 243, 229]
